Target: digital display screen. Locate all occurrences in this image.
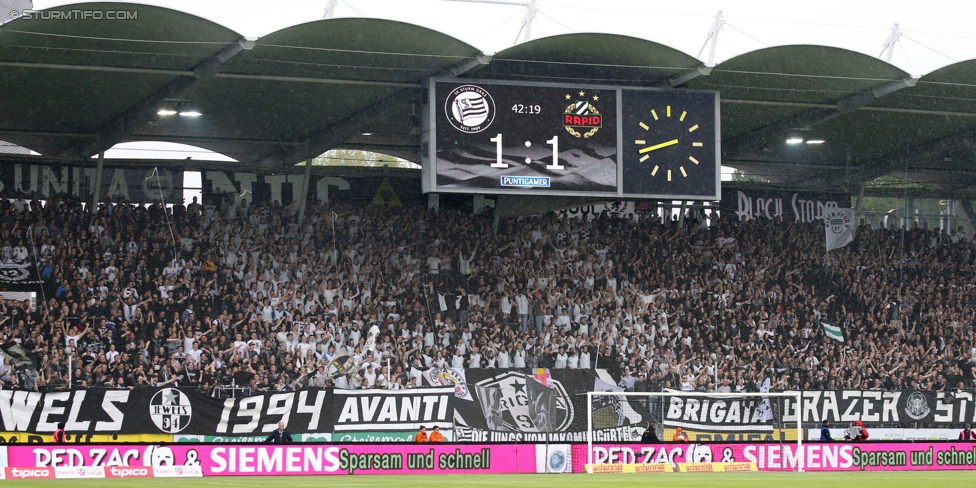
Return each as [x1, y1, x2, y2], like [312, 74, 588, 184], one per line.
[423, 78, 720, 200]
[431, 81, 618, 194]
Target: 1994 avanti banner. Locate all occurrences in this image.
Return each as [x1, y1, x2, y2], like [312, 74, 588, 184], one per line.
[1, 372, 974, 439]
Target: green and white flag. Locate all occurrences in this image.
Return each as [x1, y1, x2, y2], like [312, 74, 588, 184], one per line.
[814, 308, 844, 342]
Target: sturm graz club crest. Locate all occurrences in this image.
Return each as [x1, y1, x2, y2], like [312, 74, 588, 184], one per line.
[825, 208, 852, 235]
[474, 371, 573, 432]
[425, 367, 470, 400]
[149, 388, 192, 433]
[444, 85, 495, 133]
[904, 391, 931, 420]
[0, 264, 37, 285]
[142, 167, 174, 202]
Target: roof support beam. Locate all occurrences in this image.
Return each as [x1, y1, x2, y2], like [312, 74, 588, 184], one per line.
[654, 65, 712, 88]
[723, 98, 976, 118]
[858, 127, 976, 183]
[721, 77, 918, 158]
[215, 72, 421, 88]
[57, 38, 248, 159]
[440, 54, 492, 78]
[256, 89, 412, 166]
[0, 61, 191, 76]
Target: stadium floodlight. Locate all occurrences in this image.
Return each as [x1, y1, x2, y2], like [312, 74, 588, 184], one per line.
[586, 390, 803, 473]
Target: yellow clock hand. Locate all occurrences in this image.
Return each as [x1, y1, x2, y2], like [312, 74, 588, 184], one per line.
[638, 139, 679, 154]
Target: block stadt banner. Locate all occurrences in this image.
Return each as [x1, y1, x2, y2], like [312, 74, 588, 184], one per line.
[720, 188, 851, 224]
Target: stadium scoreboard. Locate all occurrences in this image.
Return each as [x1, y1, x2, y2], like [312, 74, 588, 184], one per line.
[421, 78, 720, 200]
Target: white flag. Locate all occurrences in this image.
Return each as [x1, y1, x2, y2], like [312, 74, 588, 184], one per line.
[815, 307, 844, 342]
[824, 208, 855, 252]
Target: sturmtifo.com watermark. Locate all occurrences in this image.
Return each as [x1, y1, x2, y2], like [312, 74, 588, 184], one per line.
[9, 9, 139, 21]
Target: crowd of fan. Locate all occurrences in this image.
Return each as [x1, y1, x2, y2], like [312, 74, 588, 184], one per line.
[0, 190, 975, 397]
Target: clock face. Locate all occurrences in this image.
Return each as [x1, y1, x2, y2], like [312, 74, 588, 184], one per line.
[620, 90, 719, 198]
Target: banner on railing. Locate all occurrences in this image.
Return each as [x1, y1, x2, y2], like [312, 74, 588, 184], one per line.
[720, 188, 851, 224]
[0, 387, 454, 436]
[575, 442, 976, 472]
[3, 383, 972, 438]
[0, 163, 183, 203]
[661, 390, 976, 432]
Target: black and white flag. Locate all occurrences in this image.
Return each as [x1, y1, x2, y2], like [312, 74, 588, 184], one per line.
[824, 208, 855, 252]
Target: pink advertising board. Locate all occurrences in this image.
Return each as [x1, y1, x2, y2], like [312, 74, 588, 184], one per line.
[5, 444, 538, 476]
[575, 442, 976, 472]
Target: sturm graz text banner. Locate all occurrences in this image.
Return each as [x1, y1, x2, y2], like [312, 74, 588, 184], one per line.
[3, 385, 969, 437]
[451, 370, 651, 443]
[719, 188, 851, 224]
[0, 388, 330, 436]
[0, 162, 183, 203]
[662, 390, 976, 431]
[0, 387, 454, 436]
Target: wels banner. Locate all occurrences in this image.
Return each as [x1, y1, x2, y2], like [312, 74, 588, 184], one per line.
[0, 163, 183, 203]
[4, 444, 539, 476]
[575, 442, 976, 472]
[720, 189, 850, 224]
[0, 388, 332, 436]
[0, 387, 454, 436]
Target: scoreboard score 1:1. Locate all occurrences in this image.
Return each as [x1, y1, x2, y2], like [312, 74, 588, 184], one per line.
[422, 78, 720, 200]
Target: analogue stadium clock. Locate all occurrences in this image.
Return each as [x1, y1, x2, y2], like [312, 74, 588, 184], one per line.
[620, 90, 720, 199]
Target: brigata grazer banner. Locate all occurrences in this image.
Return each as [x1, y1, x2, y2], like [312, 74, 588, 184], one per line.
[574, 442, 976, 472]
[3, 444, 538, 476]
[662, 390, 976, 432]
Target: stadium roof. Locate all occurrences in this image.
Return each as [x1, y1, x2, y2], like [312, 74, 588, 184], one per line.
[4, 2, 976, 196]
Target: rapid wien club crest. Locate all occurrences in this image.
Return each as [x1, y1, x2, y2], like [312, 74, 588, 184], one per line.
[563, 91, 602, 138]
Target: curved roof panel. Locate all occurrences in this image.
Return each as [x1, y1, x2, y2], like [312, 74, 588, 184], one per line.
[688, 45, 910, 104]
[223, 18, 481, 83]
[873, 59, 976, 113]
[475, 33, 702, 85]
[0, 2, 242, 70]
[0, 2, 244, 155]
